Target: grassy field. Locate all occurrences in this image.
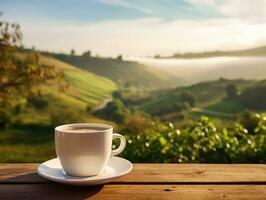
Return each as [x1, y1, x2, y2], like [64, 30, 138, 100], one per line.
[17, 53, 117, 109]
[0, 125, 55, 162]
[206, 99, 245, 114]
[140, 79, 255, 116]
[64, 70, 116, 106]
[0, 115, 117, 163]
[0, 53, 118, 162]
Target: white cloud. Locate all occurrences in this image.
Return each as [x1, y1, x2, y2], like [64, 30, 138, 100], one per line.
[98, 0, 152, 14]
[20, 17, 266, 57]
[12, 0, 266, 56]
[189, 0, 266, 21]
[219, 0, 266, 21]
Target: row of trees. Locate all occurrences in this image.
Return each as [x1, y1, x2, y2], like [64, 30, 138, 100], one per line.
[70, 49, 123, 61]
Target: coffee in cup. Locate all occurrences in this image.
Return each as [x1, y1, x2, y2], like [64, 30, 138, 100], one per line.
[55, 123, 126, 177]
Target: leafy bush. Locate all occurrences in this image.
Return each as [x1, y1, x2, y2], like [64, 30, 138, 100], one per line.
[94, 99, 130, 123]
[0, 109, 12, 127]
[180, 92, 196, 107]
[237, 82, 266, 110]
[237, 110, 261, 134]
[122, 115, 266, 163]
[226, 84, 238, 99]
[122, 112, 153, 134]
[27, 96, 49, 110]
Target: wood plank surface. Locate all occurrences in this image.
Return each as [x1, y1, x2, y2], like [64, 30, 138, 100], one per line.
[0, 164, 266, 183]
[0, 184, 266, 200]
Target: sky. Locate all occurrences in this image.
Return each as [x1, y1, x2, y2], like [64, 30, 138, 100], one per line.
[1, 0, 266, 56]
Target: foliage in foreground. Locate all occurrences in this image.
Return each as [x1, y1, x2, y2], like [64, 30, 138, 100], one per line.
[122, 115, 266, 163]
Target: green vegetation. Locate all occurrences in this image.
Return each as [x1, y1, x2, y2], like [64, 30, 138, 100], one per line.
[139, 79, 254, 119]
[46, 52, 181, 90]
[226, 84, 238, 99]
[237, 80, 266, 110]
[0, 19, 118, 162]
[63, 70, 116, 107]
[206, 100, 244, 114]
[22, 53, 117, 109]
[1, 18, 266, 164]
[94, 99, 130, 124]
[0, 126, 55, 162]
[123, 115, 266, 163]
[0, 21, 63, 107]
[2, 112, 265, 163]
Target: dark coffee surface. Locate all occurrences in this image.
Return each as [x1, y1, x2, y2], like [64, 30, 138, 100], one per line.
[63, 127, 105, 133]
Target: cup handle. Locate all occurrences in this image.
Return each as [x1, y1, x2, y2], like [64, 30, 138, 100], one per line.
[111, 133, 126, 157]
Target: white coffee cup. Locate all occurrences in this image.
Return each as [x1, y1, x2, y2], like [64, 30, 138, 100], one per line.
[55, 123, 126, 177]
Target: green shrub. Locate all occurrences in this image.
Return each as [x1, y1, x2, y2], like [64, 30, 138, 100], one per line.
[226, 84, 238, 99]
[180, 92, 196, 107]
[122, 115, 266, 163]
[86, 105, 93, 113]
[94, 99, 130, 123]
[0, 109, 12, 127]
[27, 96, 49, 110]
[236, 110, 260, 134]
[238, 83, 266, 110]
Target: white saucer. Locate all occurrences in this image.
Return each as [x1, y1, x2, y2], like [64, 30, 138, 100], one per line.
[37, 157, 133, 186]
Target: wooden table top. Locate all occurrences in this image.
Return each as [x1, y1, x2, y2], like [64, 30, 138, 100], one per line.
[0, 164, 266, 199]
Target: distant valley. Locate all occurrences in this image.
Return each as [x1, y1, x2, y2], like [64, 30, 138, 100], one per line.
[129, 56, 266, 84]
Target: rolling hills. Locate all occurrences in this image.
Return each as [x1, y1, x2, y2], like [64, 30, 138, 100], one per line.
[14, 52, 117, 125]
[0, 51, 118, 162]
[140, 79, 255, 117]
[45, 52, 182, 90]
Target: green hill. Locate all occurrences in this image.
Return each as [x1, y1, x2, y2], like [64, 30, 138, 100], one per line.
[0, 52, 118, 162]
[140, 79, 255, 116]
[236, 80, 266, 111]
[198, 80, 266, 115]
[46, 53, 181, 90]
[14, 53, 117, 124]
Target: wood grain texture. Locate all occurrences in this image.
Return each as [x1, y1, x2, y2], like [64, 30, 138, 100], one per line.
[0, 184, 266, 200]
[0, 164, 266, 183]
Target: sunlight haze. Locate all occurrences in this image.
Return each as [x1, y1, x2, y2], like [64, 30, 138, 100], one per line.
[1, 0, 266, 56]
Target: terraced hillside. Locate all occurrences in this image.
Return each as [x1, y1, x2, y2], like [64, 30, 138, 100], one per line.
[17, 53, 117, 111]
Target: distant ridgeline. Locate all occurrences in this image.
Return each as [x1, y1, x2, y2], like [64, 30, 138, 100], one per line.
[156, 45, 266, 59]
[19, 48, 183, 90]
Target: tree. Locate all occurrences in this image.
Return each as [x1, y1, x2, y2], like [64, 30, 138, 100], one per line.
[180, 92, 196, 107]
[70, 49, 75, 55]
[116, 55, 123, 61]
[94, 99, 130, 123]
[226, 84, 238, 99]
[0, 19, 64, 107]
[82, 50, 91, 57]
[112, 91, 123, 99]
[238, 83, 266, 110]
